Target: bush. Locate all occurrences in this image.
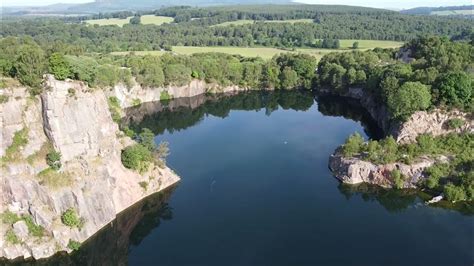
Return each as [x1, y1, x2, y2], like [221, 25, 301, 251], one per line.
[1, 211, 21, 225]
[4, 128, 28, 161]
[5, 230, 20, 245]
[139, 181, 148, 191]
[61, 208, 83, 228]
[391, 169, 405, 189]
[23, 215, 44, 237]
[121, 144, 152, 173]
[67, 239, 81, 251]
[342, 132, 364, 157]
[444, 183, 467, 202]
[447, 118, 465, 129]
[160, 91, 172, 101]
[46, 151, 62, 170]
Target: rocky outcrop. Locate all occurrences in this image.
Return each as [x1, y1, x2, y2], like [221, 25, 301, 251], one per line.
[318, 87, 473, 142]
[329, 152, 442, 188]
[112, 78, 259, 108]
[0, 76, 180, 260]
[393, 110, 472, 143]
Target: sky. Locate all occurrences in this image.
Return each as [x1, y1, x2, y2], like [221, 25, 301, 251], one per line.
[2, 0, 472, 9]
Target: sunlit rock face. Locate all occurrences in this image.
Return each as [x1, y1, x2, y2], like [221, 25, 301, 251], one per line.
[0, 76, 179, 260]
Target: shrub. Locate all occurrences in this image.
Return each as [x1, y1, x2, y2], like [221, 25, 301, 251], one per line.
[447, 118, 465, 129]
[46, 151, 62, 170]
[160, 91, 172, 101]
[1, 211, 21, 225]
[342, 132, 364, 157]
[0, 95, 8, 103]
[5, 230, 20, 245]
[23, 215, 44, 237]
[444, 183, 467, 202]
[108, 96, 122, 123]
[132, 98, 141, 106]
[391, 169, 405, 189]
[139, 181, 148, 191]
[4, 128, 28, 161]
[61, 209, 83, 228]
[121, 144, 152, 173]
[67, 239, 81, 251]
[67, 88, 76, 97]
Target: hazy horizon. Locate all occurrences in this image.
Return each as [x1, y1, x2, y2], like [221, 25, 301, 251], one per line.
[2, 0, 472, 9]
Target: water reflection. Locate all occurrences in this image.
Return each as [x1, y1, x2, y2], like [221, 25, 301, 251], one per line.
[124, 91, 383, 139]
[4, 188, 176, 266]
[338, 183, 474, 215]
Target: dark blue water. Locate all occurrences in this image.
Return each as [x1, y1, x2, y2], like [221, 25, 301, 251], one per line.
[20, 91, 473, 266]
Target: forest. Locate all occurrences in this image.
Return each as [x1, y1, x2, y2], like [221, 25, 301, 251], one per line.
[1, 5, 472, 52]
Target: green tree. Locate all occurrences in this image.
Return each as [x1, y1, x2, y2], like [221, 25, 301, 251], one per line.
[342, 132, 364, 157]
[352, 41, 359, 49]
[387, 82, 431, 121]
[15, 44, 47, 89]
[46, 151, 62, 171]
[48, 53, 71, 80]
[279, 66, 298, 89]
[436, 71, 472, 108]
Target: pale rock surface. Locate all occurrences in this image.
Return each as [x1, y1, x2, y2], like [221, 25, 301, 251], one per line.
[1, 75, 180, 260]
[12, 221, 29, 241]
[329, 152, 436, 188]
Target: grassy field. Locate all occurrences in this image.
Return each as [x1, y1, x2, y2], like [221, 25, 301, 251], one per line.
[86, 15, 173, 27]
[212, 19, 314, 27]
[141, 15, 174, 25]
[338, 40, 403, 49]
[110, 40, 403, 60]
[431, 10, 473, 16]
[86, 17, 132, 27]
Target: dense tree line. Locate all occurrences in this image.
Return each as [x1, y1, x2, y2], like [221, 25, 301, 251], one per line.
[317, 36, 473, 120]
[1, 5, 472, 53]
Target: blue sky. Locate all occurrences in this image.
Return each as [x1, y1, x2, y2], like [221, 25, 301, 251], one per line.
[2, 0, 472, 9]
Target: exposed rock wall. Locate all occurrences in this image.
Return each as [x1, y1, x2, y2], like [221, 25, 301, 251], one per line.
[318, 87, 473, 142]
[0, 77, 180, 260]
[329, 152, 439, 188]
[112, 78, 257, 108]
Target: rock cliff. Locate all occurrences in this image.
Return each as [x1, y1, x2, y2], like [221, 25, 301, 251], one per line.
[0, 76, 180, 260]
[329, 152, 443, 188]
[112, 78, 257, 108]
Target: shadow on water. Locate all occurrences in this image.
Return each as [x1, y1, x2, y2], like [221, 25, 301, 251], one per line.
[123, 90, 383, 139]
[339, 183, 474, 215]
[3, 187, 176, 266]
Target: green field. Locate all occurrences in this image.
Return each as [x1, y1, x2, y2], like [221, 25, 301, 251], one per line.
[338, 40, 403, 49]
[110, 40, 403, 60]
[141, 15, 174, 25]
[431, 10, 473, 16]
[86, 15, 173, 27]
[86, 17, 132, 27]
[212, 19, 314, 27]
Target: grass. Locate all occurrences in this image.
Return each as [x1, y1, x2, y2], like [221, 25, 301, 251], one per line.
[85, 17, 132, 27]
[37, 168, 73, 189]
[2, 128, 28, 162]
[26, 141, 54, 165]
[5, 230, 20, 245]
[141, 15, 174, 25]
[86, 15, 173, 27]
[110, 40, 403, 60]
[212, 19, 314, 27]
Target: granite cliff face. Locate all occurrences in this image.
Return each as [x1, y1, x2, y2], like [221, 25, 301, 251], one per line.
[0, 76, 180, 260]
[112, 78, 258, 108]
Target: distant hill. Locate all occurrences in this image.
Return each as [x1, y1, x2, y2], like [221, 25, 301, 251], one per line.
[401, 5, 473, 16]
[3, 0, 293, 15]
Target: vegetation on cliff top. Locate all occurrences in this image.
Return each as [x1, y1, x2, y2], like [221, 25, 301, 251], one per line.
[342, 132, 474, 202]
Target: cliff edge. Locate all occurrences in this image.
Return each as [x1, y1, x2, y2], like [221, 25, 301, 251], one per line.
[0, 77, 180, 260]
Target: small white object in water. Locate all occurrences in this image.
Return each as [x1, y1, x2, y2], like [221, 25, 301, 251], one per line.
[426, 195, 443, 204]
[284, 141, 288, 144]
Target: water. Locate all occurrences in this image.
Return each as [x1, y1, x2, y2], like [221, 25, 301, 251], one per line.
[12, 91, 473, 266]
